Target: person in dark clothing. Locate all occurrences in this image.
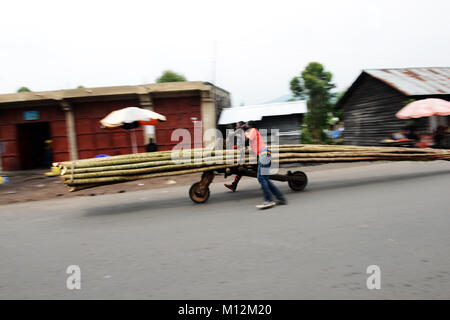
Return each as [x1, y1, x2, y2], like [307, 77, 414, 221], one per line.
[44, 139, 53, 167]
[434, 126, 447, 149]
[146, 138, 158, 152]
[224, 121, 245, 192]
[405, 125, 419, 142]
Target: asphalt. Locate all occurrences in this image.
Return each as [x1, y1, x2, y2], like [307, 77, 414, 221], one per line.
[0, 160, 449, 299]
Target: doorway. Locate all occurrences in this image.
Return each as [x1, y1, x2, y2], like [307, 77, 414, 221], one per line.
[16, 122, 52, 169]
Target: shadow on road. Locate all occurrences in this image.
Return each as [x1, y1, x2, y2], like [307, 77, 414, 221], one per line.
[308, 169, 450, 193]
[83, 169, 450, 217]
[83, 187, 262, 217]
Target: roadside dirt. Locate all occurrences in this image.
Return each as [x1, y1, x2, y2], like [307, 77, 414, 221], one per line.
[0, 170, 227, 205]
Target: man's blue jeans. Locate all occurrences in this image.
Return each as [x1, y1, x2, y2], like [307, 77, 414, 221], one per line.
[257, 152, 284, 202]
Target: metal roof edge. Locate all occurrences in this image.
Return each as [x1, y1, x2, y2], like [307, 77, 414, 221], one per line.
[363, 67, 450, 96]
[230, 100, 306, 109]
[363, 71, 411, 96]
[0, 81, 214, 105]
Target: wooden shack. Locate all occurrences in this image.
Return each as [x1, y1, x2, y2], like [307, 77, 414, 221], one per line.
[336, 67, 450, 146]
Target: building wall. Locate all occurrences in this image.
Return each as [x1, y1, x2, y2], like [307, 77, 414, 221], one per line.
[0, 105, 67, 171]
[213, 87, 231, 123]
[343, 74, 412, 146]
[256, 114, 303, 145]
[0, 90, 226, 170]
[72, 99, 146, 159]
[152, 96, 202, 150]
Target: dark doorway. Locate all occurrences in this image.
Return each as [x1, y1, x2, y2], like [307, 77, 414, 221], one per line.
[16, 122, 52, 169]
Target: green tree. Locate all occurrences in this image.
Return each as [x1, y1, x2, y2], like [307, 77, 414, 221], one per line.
[77, 85, 85, 89]
[290, 62, 336, 144]
[17, 86, 31, 93]
[402, 98, 415, 106]
[156, 70, 187, 83]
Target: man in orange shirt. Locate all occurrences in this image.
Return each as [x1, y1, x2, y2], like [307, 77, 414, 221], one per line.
[244, 121, 286, 210]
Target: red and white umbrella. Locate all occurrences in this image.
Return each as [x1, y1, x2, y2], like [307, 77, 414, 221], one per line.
[100, 107, 166, 128]
[100, 107, 166, 153]
[396, 98, 450, 119]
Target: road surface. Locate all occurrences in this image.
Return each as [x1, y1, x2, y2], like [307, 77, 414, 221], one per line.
[0, 161, 449, 299]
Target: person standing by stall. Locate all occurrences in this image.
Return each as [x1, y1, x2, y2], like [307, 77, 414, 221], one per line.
[44, 139, 53, 167]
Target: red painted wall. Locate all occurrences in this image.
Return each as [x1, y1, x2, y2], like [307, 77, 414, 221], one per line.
[72, 99, 146, 159]
[0, 105, 67, 171]
[153, 96, 202, 151]
[0, 95, 203, 171]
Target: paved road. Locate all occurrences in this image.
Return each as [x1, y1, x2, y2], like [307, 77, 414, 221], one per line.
[0, 161, 449, 299]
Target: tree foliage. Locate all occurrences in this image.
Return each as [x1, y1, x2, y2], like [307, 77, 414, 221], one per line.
[290, 62, 336, 144]
[402, 98, 416, 106]
[156, 70, 187, 83]
[17, 86, 31, 93]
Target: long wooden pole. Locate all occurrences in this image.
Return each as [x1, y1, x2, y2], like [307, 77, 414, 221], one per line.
[53, 144, 449, 191]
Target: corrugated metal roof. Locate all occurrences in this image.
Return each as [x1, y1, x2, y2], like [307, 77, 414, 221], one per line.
[218, 100, 307, 125]
[364, 67, 450, 96]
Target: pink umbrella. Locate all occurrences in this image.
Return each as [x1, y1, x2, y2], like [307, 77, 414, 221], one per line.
[396, 98, 450, 119]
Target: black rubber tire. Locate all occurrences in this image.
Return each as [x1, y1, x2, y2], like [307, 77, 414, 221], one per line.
[288, 171, 308, 191]
[189, 182, 210, 204]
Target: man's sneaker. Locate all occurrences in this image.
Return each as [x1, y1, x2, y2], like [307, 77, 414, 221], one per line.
[256, 201, 276, 210]
[275, 198, 287, 205]
[224, 184, 236, 192]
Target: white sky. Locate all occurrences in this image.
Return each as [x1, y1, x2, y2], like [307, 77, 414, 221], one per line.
[1, 0, 449, 105]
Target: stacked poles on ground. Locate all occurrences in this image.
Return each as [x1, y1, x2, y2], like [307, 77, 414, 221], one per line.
[51, 144, 450, 191]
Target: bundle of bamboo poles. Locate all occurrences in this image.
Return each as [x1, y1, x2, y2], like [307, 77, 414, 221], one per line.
[51, 144, 450, 192]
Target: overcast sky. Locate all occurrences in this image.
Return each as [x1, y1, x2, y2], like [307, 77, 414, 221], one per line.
[1, 0, 449, 105]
